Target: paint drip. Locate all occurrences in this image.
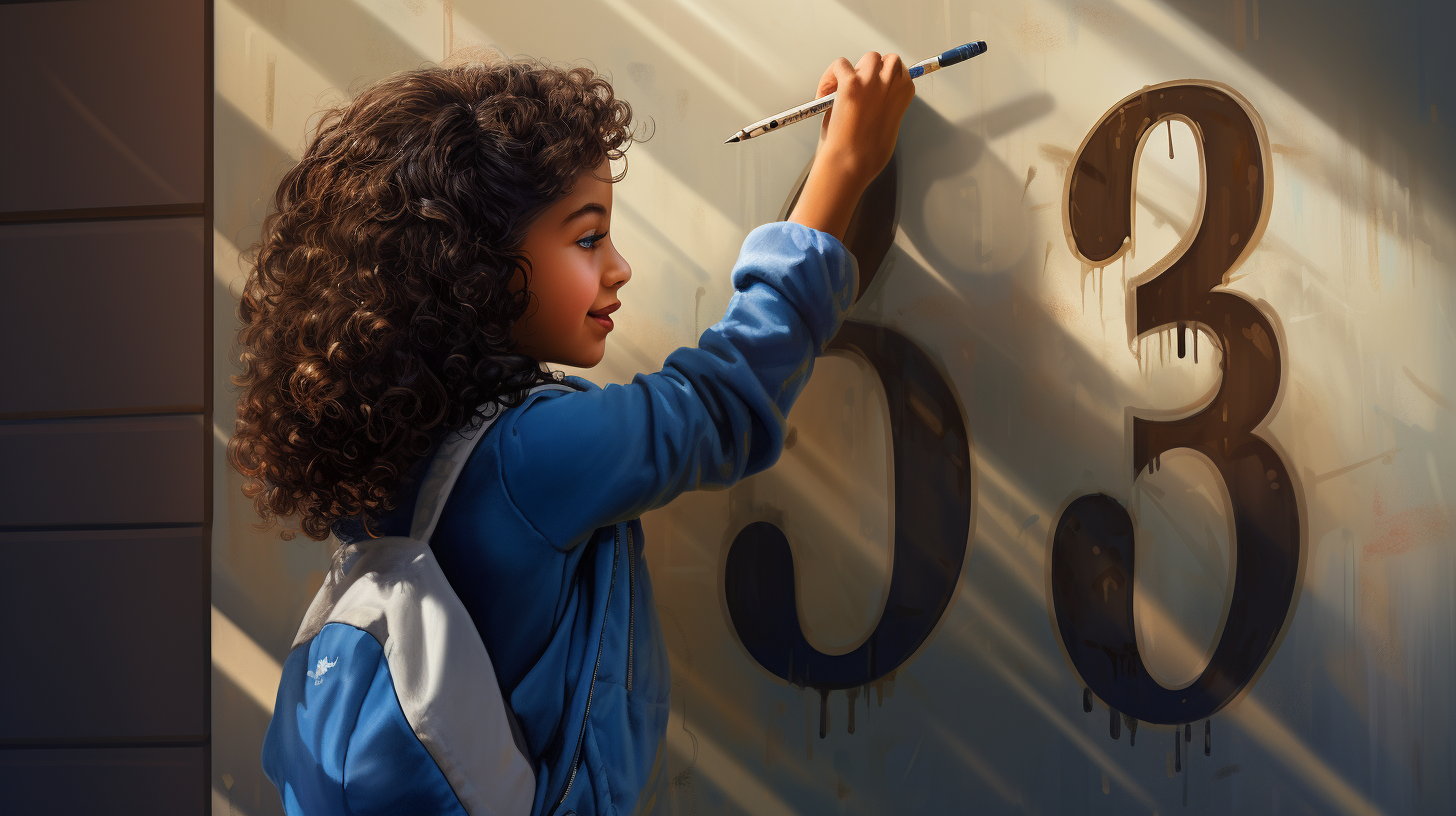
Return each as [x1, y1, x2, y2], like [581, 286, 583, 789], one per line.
[1098, 267, 1105, 320]
[1183, 747, 1190, 806]
[818, 688, 829, 738]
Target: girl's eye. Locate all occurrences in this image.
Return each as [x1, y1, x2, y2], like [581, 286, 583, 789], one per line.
[577, 232, 607, 249]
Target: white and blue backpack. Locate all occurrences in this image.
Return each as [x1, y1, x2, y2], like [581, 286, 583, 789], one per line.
[263, 384, 574, 816]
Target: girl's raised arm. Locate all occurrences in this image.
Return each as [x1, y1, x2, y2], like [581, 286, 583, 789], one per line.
[497, 220, 857, 548]
[490, 50, 911, 548]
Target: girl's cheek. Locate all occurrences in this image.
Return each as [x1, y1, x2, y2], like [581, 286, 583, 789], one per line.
[582, 262, 603, 305]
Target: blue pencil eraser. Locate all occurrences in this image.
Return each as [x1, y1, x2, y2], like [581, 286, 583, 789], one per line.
[940, 41, 987, 67]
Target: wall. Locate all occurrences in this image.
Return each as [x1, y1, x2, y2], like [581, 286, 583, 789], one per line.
[213, 1, 1456, 814]
[0, 0, 211, 812]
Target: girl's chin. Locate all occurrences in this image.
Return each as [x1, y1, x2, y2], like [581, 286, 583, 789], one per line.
[557, 343, 606, 369]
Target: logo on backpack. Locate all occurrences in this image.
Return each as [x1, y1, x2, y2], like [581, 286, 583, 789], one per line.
[307, 656, 338, 685]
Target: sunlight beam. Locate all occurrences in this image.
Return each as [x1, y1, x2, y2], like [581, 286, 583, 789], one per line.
[665, 705, 802, 816]
[211, 604, 283, 716]
[595, 0, 758, 119]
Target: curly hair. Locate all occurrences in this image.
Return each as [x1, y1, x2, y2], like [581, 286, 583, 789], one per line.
[227, 58, 640, 541]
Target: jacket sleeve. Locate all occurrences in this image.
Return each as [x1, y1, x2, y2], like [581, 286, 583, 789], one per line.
[497, 220, 858, 549]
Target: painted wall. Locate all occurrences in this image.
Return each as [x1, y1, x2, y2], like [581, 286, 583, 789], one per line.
[212, 1, 1456, 814]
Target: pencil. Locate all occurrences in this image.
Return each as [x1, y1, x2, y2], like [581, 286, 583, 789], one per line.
[723, 41, 987, 144]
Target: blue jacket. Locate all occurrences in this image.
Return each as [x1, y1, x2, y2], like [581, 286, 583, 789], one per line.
[263, 221, 857, 815]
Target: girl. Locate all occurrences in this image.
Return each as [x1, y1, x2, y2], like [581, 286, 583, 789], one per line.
[230, 52, 912, 816]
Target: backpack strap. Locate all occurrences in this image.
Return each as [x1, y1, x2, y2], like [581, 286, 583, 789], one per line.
[408, 382, 575, 543]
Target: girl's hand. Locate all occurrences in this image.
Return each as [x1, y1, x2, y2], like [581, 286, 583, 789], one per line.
[789, 52, 914, 243]
[815, 52, 914, 189]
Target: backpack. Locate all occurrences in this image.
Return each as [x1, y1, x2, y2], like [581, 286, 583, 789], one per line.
[274, 383, 574, 815]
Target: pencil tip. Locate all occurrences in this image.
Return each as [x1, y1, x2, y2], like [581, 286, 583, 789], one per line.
[724, 135, 740, 143]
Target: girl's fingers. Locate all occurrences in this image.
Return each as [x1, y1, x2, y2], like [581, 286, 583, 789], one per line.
[815, 60, 842, 99]
[817, 58, 852, 137]
[823, 57, 855, 95]
[881, 53, 906, 83]
[855, 51, 883, 80]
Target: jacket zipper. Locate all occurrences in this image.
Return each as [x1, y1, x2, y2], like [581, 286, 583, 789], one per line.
[552, 526, 620, 815]
[626, 523, 635, 692]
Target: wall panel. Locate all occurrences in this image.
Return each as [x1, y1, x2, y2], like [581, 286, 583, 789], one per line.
[0, 528, 206, 741]
[0, 218, 205, 417]
[0, 0, 204, 212]
[0, 746, 203, 815]
[0, 415, 204, 527]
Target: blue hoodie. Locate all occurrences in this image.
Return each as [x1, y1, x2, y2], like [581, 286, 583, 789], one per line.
[263, 220, 857, 815]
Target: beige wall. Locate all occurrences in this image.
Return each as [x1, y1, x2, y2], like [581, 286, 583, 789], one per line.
[214, 1, 1456, 814]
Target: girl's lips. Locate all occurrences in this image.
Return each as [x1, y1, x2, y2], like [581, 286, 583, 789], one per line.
[589, 302, 619, 330]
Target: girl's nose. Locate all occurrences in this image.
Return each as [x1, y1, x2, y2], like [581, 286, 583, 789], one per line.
[606, 247, 631, 288]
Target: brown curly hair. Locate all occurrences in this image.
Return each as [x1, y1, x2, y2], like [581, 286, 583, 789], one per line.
[228, 58, 640, 541]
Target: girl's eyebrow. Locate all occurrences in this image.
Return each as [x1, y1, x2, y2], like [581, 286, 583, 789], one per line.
[560, 202, 606, 226]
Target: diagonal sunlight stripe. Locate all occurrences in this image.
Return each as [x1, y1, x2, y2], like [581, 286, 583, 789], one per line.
[1227, 698, 1386, 816]
[596, 0, 759, 119]
[212, 604, 283, 716]
[1125, 581, 1388, 816]
[214, 785, 256, 816]
[969, 445, 1387, 816]
[216, 0, 334, 160]
[220, 0, 754, 273]
[615, 146, 747, 273]
[812, 0, 976, 112]
[344, 0, 453, 62]
[1080, 0, 1437, 230]
[890, 224, 1033, 369]
[926, 718, 1031, 810]
[953, 584, 1061, 683]
[665, 705, 801, 816]
[46, 73, 186, 202]
[967, 628, 1161, 811]
[662, 0, 796, 89]
[674, 663, 823, 791]
[342, 0, 497, 62]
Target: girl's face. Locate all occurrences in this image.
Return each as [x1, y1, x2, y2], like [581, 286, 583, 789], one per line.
[511, 158, 631, 368]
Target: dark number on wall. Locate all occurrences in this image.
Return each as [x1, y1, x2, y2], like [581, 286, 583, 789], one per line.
[723, 156, 975, 736]
[1051, 81, 1301, 726]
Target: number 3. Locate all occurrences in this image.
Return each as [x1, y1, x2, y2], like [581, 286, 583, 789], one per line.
[1051, 81, 1302, 727]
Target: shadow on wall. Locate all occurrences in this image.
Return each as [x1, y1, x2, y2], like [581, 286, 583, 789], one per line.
[706, 76, 1448, 813]
[1040, 0, 1456, 268]
[1152, 0, 1456, 182]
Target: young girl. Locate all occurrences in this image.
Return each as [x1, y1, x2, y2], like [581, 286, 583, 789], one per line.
[230, 53, 912, 816]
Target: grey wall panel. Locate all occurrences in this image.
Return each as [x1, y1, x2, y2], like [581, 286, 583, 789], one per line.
[0, 0, 203, 212]
[0, 528, 205, 740]
[0, 218, 205, 416]
[0, 415, 203, 527]
[0, 746, 202, 814]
